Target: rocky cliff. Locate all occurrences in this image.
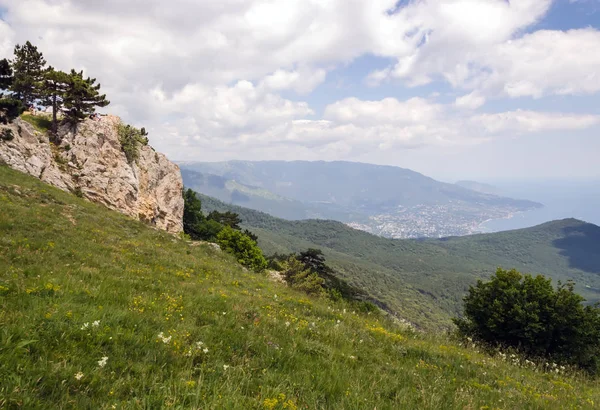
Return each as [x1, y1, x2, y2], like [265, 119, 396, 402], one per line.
[0, 115, 184, 233]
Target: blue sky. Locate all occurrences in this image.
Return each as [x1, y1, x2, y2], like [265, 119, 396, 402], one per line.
[1, 0, 599, 180]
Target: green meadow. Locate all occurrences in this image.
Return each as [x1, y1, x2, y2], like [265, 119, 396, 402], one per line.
[1, 165, 599, 409]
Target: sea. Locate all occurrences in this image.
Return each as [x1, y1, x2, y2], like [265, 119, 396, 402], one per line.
[478, 179, 600, 233]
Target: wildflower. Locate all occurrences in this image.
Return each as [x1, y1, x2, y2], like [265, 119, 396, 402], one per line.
[203, 348, 209, 353]
[81, 322, 89, 330]
[285, 321, 291, 327]
[157, 332, 172, 344]
[98, 356, 108, 368]
[92, 320, 100, 327]
[222, 312, 227, 315]
[74, 372, 84, 380]
[349, 355, 357, 360]
[196, 341, 204, 349]
[223, 364, 230, 370]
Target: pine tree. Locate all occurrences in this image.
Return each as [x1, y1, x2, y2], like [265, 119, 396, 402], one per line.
[0, 58, 13, 92]
[62, 70, 110, 125]
[40, 67, 69, 134]
[11, 41, 47, 106]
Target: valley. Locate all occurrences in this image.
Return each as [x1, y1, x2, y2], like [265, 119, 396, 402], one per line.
[180, 161, 542, 239]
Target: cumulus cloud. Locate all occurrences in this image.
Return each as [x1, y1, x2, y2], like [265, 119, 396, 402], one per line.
[368, 2, 600, 100]
[0, 0, 598, 165]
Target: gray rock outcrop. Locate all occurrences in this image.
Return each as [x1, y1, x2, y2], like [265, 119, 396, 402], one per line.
[0, 115, 184, 234]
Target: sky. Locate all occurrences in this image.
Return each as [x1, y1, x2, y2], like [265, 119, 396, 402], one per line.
[1, 0, 599, 181]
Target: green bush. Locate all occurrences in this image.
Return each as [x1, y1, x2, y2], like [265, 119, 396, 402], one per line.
[280, 256, 325, 296]
[0, 98, 24, 124]
[1, 128, 14, 141]
[118, 123, 149, 163]
[217, 226, 267, 272]
[454, 268, 600, 373]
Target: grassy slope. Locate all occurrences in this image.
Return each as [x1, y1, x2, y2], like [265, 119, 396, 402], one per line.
[198, 194, 600, 331]
[1, 166, 599, 409]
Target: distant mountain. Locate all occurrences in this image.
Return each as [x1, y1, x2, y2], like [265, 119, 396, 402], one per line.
[180, 160, 543, 238]
[198, 192, 600, 330]
[455, 180, 501, 195]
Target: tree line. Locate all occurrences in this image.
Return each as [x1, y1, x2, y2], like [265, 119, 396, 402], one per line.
[0, 41, 109, 135]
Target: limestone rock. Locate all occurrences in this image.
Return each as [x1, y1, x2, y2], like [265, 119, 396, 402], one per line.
[0, 115, 183, 233]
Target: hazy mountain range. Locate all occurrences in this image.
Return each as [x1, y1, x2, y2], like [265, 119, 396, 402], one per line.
[179, 161, 542, 238]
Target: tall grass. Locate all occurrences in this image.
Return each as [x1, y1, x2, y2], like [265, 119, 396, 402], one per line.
[0, 165, 598, 409]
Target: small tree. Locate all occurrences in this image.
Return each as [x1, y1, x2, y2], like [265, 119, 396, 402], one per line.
[454, 268, 600, 373]
[117, 123, 149, 163]
[216, 226, 267, 272]
[281, 256, 325, 296]
[11, 41, 47, 106]
[40, 67, 69, 135]
[183, 189, 205, 239]
[0, 98, 23, 124]
[0, 58, 13, 91]
[62, 70, 109, 125]
[208, 210, 242, 230]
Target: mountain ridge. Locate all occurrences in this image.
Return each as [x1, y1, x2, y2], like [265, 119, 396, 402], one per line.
[180, 160, 542, 238]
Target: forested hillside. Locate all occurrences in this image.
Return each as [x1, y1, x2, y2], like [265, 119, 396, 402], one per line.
[199, 193, 600, 330]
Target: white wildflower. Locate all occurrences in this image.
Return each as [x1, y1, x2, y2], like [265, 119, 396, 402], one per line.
[157, 332, 172, 344]
[203, 348, 209, 354]
[97, 356, 108, 368]
[196, 341, 204, 349]
[285, 321, 291, 327]
[92, 320, 100, 327]
[223, 364, 230, 370]
[74, 372, 84, 380]
[81, 322, 89, 330]
[349, 355, 356, 360]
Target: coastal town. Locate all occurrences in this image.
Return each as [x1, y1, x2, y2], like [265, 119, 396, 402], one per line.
[347, 204, 520, 239]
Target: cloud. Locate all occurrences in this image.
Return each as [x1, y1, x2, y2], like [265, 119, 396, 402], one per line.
[368, 2, 600, 100]
[0, 19, 15, 57]
[157, 95, 600, 162]
[260, 67, 327, 95]
[455, 92, 486, 110]
[0, 0, 598, 168]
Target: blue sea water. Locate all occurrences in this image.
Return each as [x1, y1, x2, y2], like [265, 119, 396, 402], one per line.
[479, 179, 600, 232]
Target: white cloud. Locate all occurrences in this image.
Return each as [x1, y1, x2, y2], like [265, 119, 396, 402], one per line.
[0, 0, 599, 169]
[367, 2, 600, 99]
[260, 67, 327, 94]
[0, 20, 15, 58]
[455, 92, 486, 110]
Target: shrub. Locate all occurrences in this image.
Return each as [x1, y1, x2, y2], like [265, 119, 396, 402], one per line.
[216, 226, 267, 272]
[0, 98, 24, 124]
[118, 123, 148, 164]
[454, 268, 600, 373]
[281, 256, 326, 296]
[1, 128, 14, 141]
